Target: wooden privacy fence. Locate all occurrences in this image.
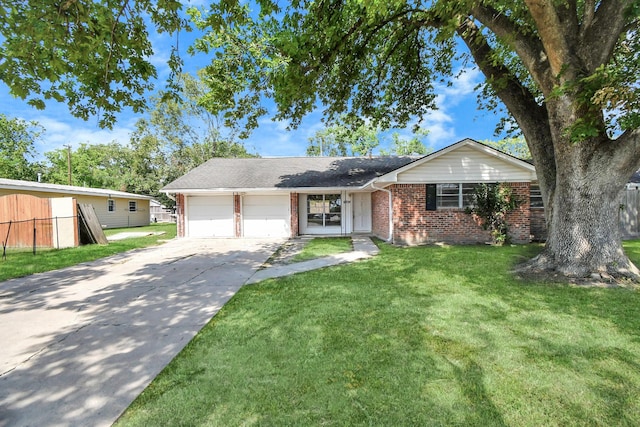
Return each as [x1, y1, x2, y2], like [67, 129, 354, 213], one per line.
[0, 194, 79, 253]
[620, 187, 640, 238]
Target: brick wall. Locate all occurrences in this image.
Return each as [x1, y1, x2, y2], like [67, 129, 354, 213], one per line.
[234, 194, 242, 237]
[504, 182, 531, 243]
[386, 183, 532, 245]
[290, 193, 299, 237]
[372, 190, 391, 240]
[176, 193, 185, 237]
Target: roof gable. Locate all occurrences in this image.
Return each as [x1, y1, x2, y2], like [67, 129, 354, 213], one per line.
[373, 138, 537, 184]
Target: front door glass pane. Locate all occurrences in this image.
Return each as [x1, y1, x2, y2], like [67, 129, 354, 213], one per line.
[306, 194, 341, 228]
[326, 194, 341, 226]
[307, 195, 326, 227]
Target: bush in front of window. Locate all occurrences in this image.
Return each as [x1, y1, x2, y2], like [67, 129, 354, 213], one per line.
[465, 183, 521, 245]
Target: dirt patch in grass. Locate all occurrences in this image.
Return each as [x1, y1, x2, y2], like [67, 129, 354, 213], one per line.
[261, 237, 312, 268]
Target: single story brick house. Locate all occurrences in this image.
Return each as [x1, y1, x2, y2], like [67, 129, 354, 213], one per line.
[0, 178, 152, 229]
[162, 138, 541, 244]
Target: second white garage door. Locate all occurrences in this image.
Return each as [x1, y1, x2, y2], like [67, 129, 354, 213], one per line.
[187, 196, 234, 237]
[243, 195, 290, 237]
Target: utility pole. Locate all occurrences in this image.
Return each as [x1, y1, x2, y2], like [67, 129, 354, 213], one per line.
[65, 144, 72, 185]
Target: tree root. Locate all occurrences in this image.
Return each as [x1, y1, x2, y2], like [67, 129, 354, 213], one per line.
[513, 252, 640, 288]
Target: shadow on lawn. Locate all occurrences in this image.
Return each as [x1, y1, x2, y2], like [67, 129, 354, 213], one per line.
[0, 238, 282, 426]
[268, 249, 512, 425]
[366, 242, 640, 424]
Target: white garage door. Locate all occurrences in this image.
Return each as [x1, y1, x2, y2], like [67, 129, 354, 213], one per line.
[187, 196, 234, 237]
[243, 195, 290, 237]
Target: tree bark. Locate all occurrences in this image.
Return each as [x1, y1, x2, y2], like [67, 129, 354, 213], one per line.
[517, 96, 640, 281]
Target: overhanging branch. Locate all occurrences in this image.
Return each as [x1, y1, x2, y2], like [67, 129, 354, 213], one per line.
[457, 17, 556, 207]
[523, 0, 573, 78]
[471, 5, 553, 90]
[581, 0, 636, 71]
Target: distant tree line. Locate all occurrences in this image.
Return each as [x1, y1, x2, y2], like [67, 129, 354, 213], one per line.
[306, 121, 432, 157]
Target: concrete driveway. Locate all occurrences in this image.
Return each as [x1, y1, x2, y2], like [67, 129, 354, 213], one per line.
[0, 238, 282, 427]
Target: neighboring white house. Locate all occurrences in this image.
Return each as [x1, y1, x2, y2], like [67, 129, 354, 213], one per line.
[0, 178, 152, 229]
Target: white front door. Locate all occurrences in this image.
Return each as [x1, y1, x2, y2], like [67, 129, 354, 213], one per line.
[352, 193, 372, 232]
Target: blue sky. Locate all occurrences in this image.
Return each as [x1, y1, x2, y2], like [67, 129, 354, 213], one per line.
[0, 7, 509, 159]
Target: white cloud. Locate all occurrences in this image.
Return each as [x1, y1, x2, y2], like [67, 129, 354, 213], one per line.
[443, 67, 482, 99]
[32, 116, 134, 158]
[248, 118, 308, 156]
[258, 117, 292, 132]
[404, 68, 483, 150]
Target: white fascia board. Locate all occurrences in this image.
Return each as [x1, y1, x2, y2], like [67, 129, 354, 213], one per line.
[0, 182, 152, 199]
[360, 179, 393, 190]
[161, 186, 356, 195]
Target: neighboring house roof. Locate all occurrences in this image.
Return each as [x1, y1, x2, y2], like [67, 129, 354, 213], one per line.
[162, 156, 419, 192]
[0, 178, 152, 200]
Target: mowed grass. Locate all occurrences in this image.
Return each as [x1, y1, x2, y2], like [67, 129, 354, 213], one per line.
[0, 223, 176, 281]
[117, 241, 640, 426]
[292, 237, 353, 262]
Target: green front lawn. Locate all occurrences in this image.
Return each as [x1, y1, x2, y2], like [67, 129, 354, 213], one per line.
[0, 223, 176, 282]
[292, 236, 353, 262]
[117, 241, 640, 426]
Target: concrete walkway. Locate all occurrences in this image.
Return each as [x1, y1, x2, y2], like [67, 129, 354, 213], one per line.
[246, 236, 379, 284]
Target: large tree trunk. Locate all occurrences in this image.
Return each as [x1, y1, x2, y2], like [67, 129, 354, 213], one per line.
[520, 160, 640, 280]
[517, 98, 640, 282]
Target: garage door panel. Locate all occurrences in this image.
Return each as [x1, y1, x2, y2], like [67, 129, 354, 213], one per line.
[187, 196, 234, 237]
[243, 195, 290, 237]
[245, 205, 287, 217]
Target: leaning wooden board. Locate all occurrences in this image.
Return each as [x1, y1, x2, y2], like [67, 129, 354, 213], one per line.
[77, 203, 109, 245]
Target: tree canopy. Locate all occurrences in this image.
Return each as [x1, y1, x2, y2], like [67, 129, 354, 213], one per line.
[0, 114, 43, 180]
[0, 0, 188, 128]
[381, 130, 432, 156]
[306, 123, 379, 156]
[6, 73, 256, 206]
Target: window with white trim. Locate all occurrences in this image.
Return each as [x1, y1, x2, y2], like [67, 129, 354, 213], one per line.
[433, 183, 484, 209]
[128, 201, 137, 212]
[107, 199, 115, 212]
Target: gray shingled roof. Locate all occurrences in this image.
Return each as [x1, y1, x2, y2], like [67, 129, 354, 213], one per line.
[162, 156, 419, 191]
